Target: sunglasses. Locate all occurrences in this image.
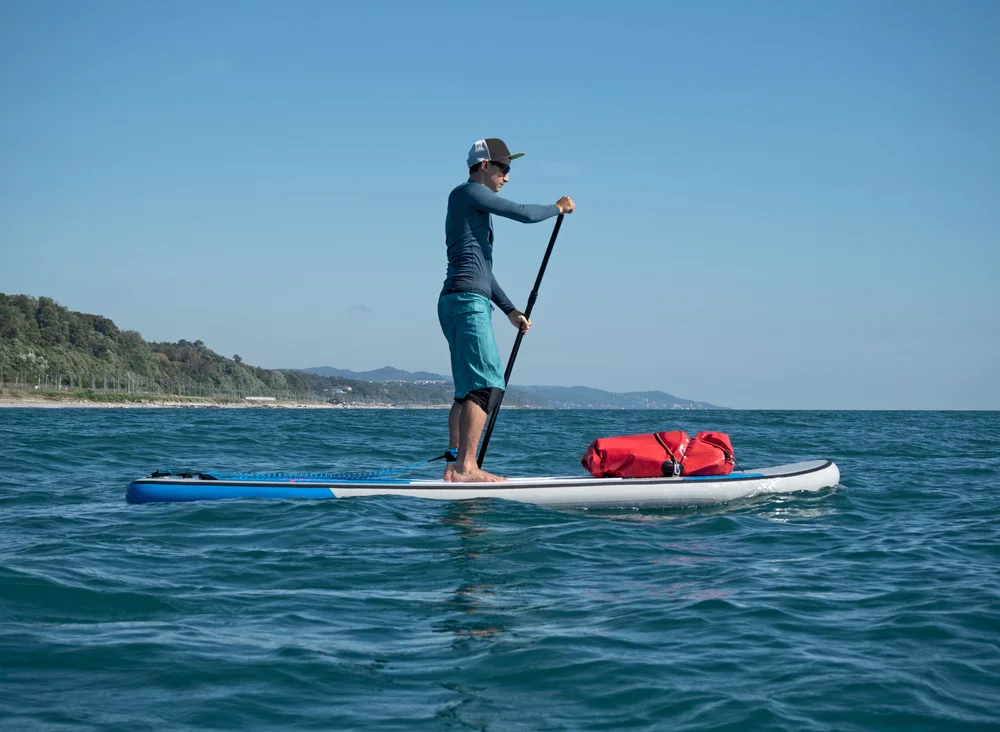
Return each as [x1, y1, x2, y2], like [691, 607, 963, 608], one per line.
[490, 160, 511, 175]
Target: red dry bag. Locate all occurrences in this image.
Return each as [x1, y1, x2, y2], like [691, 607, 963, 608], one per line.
[581, 430, 735, 479]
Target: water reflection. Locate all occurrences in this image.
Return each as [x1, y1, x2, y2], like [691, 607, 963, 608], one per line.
[436, 499, 506, 641]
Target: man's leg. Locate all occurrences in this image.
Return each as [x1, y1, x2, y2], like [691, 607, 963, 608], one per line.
[438, 293, 506, 482]
[443, 400, 462, 481]
[450, 390, 506, 483]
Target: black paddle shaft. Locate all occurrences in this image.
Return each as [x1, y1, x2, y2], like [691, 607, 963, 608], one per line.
[477, 214, 564, 468]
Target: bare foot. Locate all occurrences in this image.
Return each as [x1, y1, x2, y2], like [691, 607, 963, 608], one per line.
[450, 467, 508, 483]
[443, 464, 456, 482]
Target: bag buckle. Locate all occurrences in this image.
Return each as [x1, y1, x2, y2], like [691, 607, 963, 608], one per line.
[662, 460, 683, 477]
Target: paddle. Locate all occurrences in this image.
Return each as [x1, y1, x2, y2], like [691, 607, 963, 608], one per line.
[477, 214, 565, 468]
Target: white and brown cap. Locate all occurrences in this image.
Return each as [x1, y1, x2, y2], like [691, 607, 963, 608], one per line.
[467, 138, 525, 167]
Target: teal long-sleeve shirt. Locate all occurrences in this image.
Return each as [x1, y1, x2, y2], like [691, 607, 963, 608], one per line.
[441, 181, 560, 314]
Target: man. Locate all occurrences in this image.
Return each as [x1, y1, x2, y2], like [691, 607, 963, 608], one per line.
[439, 138, 575, 483]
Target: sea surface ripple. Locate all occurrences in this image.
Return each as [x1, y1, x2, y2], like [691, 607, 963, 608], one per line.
[1, 408, 998, 730]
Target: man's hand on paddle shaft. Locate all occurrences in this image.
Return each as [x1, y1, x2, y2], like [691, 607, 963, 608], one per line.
[508, 310, 531, 333]
[555, 196, 576, 214]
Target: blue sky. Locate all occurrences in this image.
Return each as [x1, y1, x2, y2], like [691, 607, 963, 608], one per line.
[1, 0, 997, 409]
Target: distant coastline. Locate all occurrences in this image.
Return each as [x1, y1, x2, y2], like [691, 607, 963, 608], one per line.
[0, 391, 451, 409]
[1, 293, 724, 409]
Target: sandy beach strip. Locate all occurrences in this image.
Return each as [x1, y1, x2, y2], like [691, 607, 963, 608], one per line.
[0, 397, 331, 409]
[0, 395, 450, 409]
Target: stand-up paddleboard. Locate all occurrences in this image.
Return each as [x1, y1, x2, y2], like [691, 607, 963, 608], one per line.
[126, 459, 839, 508]
[127, 221, 842, 510]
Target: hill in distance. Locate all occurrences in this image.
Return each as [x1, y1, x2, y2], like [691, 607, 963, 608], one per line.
[300, 367, 724, 409]
[303, 366, 448, 382]
[519, 385, 723, 410]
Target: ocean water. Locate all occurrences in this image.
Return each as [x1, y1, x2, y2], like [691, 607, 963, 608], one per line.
[1, 407, 998, 731]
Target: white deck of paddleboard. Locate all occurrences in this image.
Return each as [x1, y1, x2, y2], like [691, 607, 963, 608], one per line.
[327, 460, 838, 507]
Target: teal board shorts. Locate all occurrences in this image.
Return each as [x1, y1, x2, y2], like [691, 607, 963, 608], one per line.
[438, 292, 505, 400]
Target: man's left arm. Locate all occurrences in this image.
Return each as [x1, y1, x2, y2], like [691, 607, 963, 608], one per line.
[492, 275, 531, 334]
[490, 274, 516, 315]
